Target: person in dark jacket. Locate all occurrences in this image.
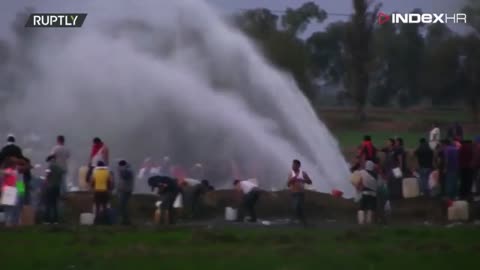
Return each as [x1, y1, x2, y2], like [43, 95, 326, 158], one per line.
[117, 160, 134, 225]
[148, 175, 180, 225]
[458, 140, 474, 199]
[414, 138, 434, 197]
[188, 179, 214, 218]
[0, 135, 23, 166]
[43, 155, 64, 224]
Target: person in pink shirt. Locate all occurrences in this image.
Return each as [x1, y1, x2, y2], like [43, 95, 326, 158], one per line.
[2, 158, 19, 227]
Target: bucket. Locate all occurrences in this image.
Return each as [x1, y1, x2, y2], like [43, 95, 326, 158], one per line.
[80, 213, 95, 225]
[225, 207, 238, 221]
[402, 178, 420, 198]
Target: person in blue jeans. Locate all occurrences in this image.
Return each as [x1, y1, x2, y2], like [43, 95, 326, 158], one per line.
[414, 138, 434, 197]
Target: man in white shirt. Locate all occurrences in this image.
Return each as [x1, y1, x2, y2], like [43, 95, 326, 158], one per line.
[429, 123, 441, 150]
[50, 135, 70, 194]
[233, 179, 260, 222]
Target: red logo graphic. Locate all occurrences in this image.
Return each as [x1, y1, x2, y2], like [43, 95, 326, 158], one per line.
[378, 12, 391, 25]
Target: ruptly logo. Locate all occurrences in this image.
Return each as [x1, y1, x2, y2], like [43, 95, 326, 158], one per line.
[377, 12, 467, 25]
[25, 13, 87, 28]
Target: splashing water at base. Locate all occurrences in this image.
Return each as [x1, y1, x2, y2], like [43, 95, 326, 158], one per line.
[3, 0, 353, 197]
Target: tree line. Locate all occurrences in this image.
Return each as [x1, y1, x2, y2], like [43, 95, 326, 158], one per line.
[232, 0, 480, 121]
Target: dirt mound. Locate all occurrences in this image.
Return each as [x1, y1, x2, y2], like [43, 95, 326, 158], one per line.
[64, 190, 447, 224]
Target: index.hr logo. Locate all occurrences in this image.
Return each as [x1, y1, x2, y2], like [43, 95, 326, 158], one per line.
[378, 12, 467, 25]
[25, 13, 87, 28]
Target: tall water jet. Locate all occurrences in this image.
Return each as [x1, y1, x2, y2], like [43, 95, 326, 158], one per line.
[1, 0, 354, 197]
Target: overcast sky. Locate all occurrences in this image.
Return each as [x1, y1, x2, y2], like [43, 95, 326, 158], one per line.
[0, 0, 470, 37]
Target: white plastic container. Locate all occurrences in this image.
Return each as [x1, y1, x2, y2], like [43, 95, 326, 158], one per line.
[173, 194, 183, 208]
[402, 178, 420, 198]
[247, 178, 259, 186]
[80, 213, 95, 225]
[392, 168, 403, 179]
[448, 201, 469, 221]
[351, 171, 362, 187]
[225, 207, 238, 221]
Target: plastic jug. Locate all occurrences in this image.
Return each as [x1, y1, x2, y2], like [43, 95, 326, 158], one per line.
[225, 207, 238, 221]
[80, 213, 95, 225]
[448, 201, 469, 221]
[350, 171, 362, 187]
[247, 178, 259, 186]
[392, 168, 403, 179]
[173, 194, 183, 208]
[402, 178, 420, 198]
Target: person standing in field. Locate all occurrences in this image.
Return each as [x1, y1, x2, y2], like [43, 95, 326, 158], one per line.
[357, 161, 378, 225]
[1, 158, 20, 227]
[91, 160, 113, 224]
[358, 135, 378, 165]
[394, 138, 407, 175]
[86, 137, 109, 184]
[0, 135, 23, 166]
[458, 140, 474, 199]
[50, 135, 70, 194]
[43, 155, 64, 224]
[414, 138, 434, 197]
[443, 139, 459, 199]
[233, 179, 260, 223]
[429, 123, 441, 151]
[117, 160, 134, 225]
[287, 159, 313, 226]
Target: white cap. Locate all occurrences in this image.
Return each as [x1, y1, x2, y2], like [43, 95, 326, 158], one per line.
[365, 161, 375, 171]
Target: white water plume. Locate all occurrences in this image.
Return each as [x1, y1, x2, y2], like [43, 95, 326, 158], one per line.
[2, 0, 353, 197]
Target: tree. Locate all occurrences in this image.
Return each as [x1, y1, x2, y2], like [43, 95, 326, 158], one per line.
[344, 0, 381, 119]
[461, 35, 480, 123]
[234, 3, 328, 100]
[462, 0, 480, 33]
[282, 2, 327, 35]
[307, 22, 348, 84]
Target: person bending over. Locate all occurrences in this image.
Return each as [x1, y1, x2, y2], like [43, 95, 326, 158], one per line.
[148, 175, 180, 225]
[233, 179, 260, 222]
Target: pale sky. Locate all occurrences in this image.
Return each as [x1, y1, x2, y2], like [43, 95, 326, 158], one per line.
[0, 0, 470, 37]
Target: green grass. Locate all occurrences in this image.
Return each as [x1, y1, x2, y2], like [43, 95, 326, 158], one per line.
[2, 227, 480, 269]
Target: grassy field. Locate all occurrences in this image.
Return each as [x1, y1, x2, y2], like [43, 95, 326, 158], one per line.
[319, 108, 476, 149]
[2, 227, 479, 269]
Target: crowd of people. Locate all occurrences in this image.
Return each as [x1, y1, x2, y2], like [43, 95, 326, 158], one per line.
[3, 121, 477, 228]
[351, 122, 480, 224]
[1, 134, 313, 227]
